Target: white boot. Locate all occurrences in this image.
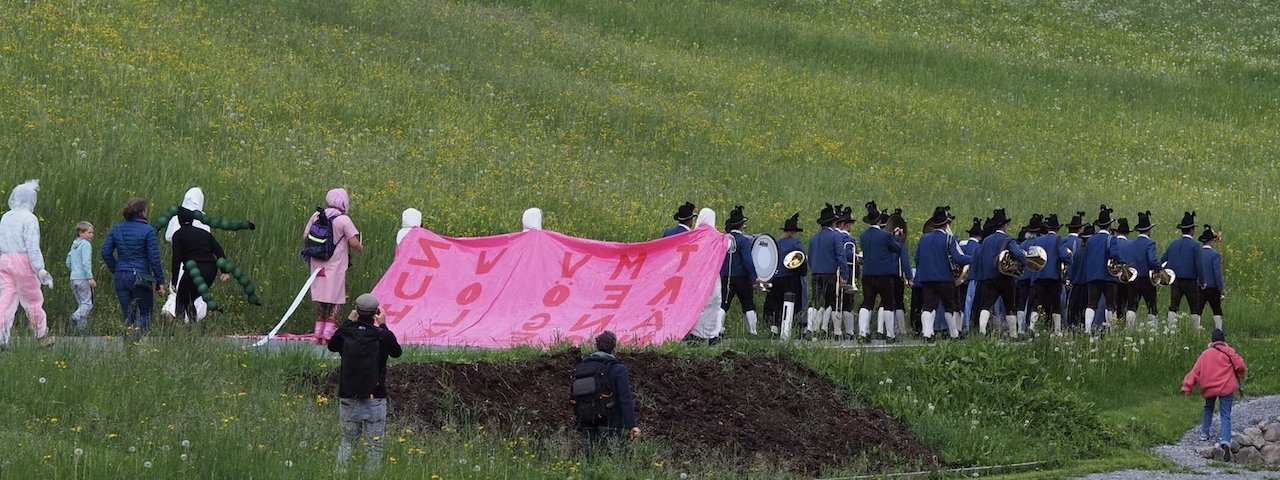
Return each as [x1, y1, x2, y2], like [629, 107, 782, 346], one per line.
[1016, 310, 1027, 335]
[715, 309, 727, 336]
[1052, 313, 1062, 334]
[831, 309, 844, 337]
[895, 309, 906, 337]
[1084, 308, 1096, 332]
[1214, 315, 1223, 330]
[1191, 314, 1202, 330]
[978, 310, 991, 335]
[858, 308, 872, 338]
[843, 312, 856, 338]
[877, 307, 886, 335]
[1105, 310, 1115, 326]
[921, 311, 935, 339]
[1124, 311, 1137, 329]
[1005, 315, 1018, 338]
[745, 311, 758, 335]
[819, 307, 831, 332]
[946, 312, 960, 339]
[884, 309, 897, 339]
[1166, 311, 1178, 333]
[805, 307, 818, 332]
[1028, 312, 1039, 333]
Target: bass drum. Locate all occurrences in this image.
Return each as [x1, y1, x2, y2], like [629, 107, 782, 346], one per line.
[750, 234, 780, 283]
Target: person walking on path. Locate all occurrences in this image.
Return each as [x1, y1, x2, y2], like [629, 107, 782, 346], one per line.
[1182, 328, 1247, 460]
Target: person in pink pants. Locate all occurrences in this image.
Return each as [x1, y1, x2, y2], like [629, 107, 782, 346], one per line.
[0, 180, 55, 349]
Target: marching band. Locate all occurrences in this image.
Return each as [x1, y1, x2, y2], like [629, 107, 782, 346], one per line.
[667, 201, 1226, 343]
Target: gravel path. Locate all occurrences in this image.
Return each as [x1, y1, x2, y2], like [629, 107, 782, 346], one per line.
[1076, 394, 1280, 480]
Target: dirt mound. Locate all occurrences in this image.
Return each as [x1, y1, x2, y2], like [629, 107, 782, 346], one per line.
[321, 349, 939, 475]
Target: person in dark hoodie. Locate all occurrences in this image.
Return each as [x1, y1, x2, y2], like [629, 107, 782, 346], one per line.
[328, 293, 402, 472]
[170, 207, 229, 323]
[574, 331, 640, 460]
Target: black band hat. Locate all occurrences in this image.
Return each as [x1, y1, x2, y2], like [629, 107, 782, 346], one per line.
[1198, 224, 1217, 243]
[673, 201, 696, 221]
[862, 201, 880, 225]
[1027, 213, 1044, 233]
[989, 208, 1011, 228]
[966, 217, 983, 236]
[1044, 213, 1062, 232]
[781, 213, 804, 232]
[1115, 218, 1131, 234]
[816, 203, 837, 226]
[928, 209, 951, 227]
[1134, 211, 1154, 231]
[1178, 211, 1197, 230]
[725, 205, 747, 230]
[1065, 211, 1087, 229]
[1094, 204, 1114, 228]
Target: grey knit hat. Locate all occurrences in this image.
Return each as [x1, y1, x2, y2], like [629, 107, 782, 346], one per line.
[355, 293, 380, 314]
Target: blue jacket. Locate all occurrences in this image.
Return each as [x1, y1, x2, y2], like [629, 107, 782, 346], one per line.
[1160, 235, 1201, 282]
[859, 227, 902, 276]
[774, 236, 806, 278]
[808, 227, 848, 277]
[661, 224, 691, 238]
[1083, 230, 1124, 283]
[101, 218, 165, 285]
[974, 230, 1025, 281]
[720, 231, 757, 281]
[1065, 234, 1087, 284]
[1199, 247, 1223, 289]
[914, 230, 971, 283]
[1122, 235, 1159, 279]
[1030, 233, 1072, 281]
[578, 351, 637, 429]
[896, 236, 913, 282]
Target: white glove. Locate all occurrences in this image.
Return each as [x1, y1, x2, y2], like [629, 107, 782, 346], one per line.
[37, 269, 53, 288]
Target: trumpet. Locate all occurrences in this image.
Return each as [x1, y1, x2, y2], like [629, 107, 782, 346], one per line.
[783, 251, 806, 270]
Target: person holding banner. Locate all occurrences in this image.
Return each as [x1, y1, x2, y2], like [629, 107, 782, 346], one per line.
[719, 206, 758, 336]
[765, 213, 806, 338]
[305, 188, 364, 346]
[663, 202, 696, 238]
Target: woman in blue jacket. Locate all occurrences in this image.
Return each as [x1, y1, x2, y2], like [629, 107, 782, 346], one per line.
[102, 198, 166, 340]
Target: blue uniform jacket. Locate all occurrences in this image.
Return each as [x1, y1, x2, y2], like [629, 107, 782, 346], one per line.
[1199, 247, 1223, 289]
[1030, 233, 1072, 281]
[914, 230, 971, 283]
[101, 218, 165, 285]
[1122, 235, 1159, 278]
[896, 237, 913, 282]
[720, 231, 757, 280]
[1065, 234, 1087, 284]
[808, 227, 848, 277]
[662, 224, 691, 238]
[974, 230, 1025, 281]
[1160, 235, 1201, 282]
[859, 227, 902, 277]
[774, 236, 806, 278]
[1083, 231, 1124, 283]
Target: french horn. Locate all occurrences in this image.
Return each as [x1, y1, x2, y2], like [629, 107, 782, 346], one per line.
[997, 246, 1047, 277]
[783, 250, 806, 270]
[1150, 268, 1176, 287]
[1107, 259, 1137, 283]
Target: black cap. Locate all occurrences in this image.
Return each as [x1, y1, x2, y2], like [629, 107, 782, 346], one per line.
[1178, 211, 1197, 230]
[966, 217, 983, 236]
[1134, 211, 1154, 231]
[1211, 328, 1225, 343]
[1094, 204, 1114, 228]
[862, 201, 880, 224]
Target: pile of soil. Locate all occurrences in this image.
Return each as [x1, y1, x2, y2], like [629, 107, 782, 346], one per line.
[320, 349, 939, 475]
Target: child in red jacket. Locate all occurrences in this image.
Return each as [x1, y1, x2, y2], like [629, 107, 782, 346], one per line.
[1181, 328, 1246, 459]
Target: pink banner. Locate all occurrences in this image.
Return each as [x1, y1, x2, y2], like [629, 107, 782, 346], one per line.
[371, 226, 727, 348]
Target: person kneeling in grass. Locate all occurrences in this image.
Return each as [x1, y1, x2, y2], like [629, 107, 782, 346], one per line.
[1181, 328, 1246, 460]
[329, 293, 402, 472]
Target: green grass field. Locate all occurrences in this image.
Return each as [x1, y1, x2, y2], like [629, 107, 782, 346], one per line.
[2, 0, 1278, 478]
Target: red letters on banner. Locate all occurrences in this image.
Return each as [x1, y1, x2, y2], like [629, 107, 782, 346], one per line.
[593, 284, 631, 309]
[647, 276, 683, 305]
[561, 253, 592, 277]
[476, 248, 507, 274]
[610, 252, 646, 280]
[393, 272, 432, 300]
[408, 238, 452, 268]
[543, 285, 570, 307]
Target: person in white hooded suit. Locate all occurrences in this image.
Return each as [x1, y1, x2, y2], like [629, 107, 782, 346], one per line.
[0, 180, 55, 349]
[396, 208, 422, 246]
[165, 187, 211, 242]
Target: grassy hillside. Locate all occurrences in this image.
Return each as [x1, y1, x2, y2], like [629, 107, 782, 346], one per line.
[2, 0, 1278, 335]
[2, 2, 1279, 477]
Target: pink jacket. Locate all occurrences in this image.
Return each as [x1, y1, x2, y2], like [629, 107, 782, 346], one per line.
[1182, 341, 1247, 398]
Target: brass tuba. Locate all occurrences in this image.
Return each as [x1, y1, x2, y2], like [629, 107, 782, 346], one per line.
[1150, 268, 1176, 287]
[783, 250, 806, 270]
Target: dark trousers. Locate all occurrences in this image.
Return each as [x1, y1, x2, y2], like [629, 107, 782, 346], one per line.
[1028, 280, 1062, 317]
[1087, 281, 1118, 309]
[810, 274, 837, 310]
[764, 275, 804, 328]
[1201, 288, 1223, 316]
[719, 276, 756, 313]
[1014, 280, 1032, 313]
[175, 261, 217, 322]
[920, 282, 958, 314]
[859, 275, 896, 311]
[1114, 283, 1130, 316]
[112, 270, 155, 331]
[578, 427, 628, 461]
[979, 276, 1016, 312]
[891, 278, 905, 310]
[1169, 279, 1201, 314]
[1127, 279, 1159, 315]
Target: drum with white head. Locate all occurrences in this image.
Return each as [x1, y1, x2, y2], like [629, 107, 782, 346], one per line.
[751, 234, 779, 284]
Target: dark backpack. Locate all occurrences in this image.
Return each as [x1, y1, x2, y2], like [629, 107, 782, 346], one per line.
[570, 358, 618, 428]
[301, 207, 342, 261]
[338, 324, 384, 398]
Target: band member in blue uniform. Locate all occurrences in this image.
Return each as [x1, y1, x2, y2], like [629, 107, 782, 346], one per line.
[662, 202, 697, 238]
[718, 206, 759, 336]
[958, 217, 984, 335]
[885, 209, 913, 339]
[833, 205, 859, 340]
[1013, 218, 1038, 336]
[915, 209, 971, 341]
[1161, 211, 1202, 331]
[805, 204, 847, 339]
[1083, 205, 1125, 333]
[857, 202, 902, 342]
[765, 213, 807, 337]
[974, 208, 1026, 337]
[1112, 217, 1132, 322]
[1064, 212, 1088, 329]
[1024, 214, 1068, 334]
[1198, 225, 1225, 330]
[1123, 211, 1161, 328]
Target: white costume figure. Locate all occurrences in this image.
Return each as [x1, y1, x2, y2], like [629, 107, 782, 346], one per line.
[687, 208, 724, 341]
[164, 187, 210, 242]
[0, 180, 54, 348]
[396, 208, 422, 245]
[522, 208, 543, 231]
